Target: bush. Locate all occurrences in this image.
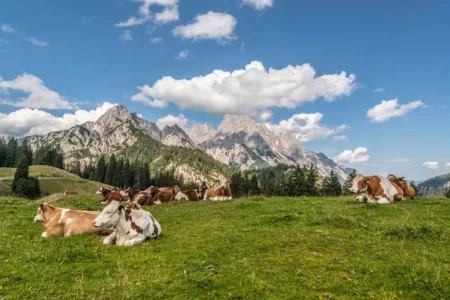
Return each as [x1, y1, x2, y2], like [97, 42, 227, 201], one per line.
[15, 177, 40, 199]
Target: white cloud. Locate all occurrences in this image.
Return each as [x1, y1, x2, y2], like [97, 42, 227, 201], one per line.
[115, 0, 178, 27]
[367, 99, 426, 122]
[120, 30, 133, 41]
[0, 73, 72, 109]
[150, 37, 163, 44]
[0, 102, 115, 137]
[176, 50, 189, 60]
[268, 113, 348, 142]
[373, 88, 385, 93]
[131, 61, 356, 116]
[384, 158, 411, 163]
[154, 5, 179, 23]
[27, 37, 49, 47]
[1, 24, 15, 33]
[241, 0, 274, 10]
[335, 147, 370, 164]
[423, 161, 439, 170]
[446, 162, 450, 168]
[240, 42, 245, 53]
[156, 113, 189, 129]
[258, 110, 272, 122]
[333, 135, 348, 142]
[172, 11, 237, 43]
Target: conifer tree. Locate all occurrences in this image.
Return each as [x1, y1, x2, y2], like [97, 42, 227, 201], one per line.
[5, 137, 18, 167]
[12, 155, 40, 199]
[249, 175, 260, 196]
[123, 159, 132, 188]
[305, 163, 319, 196]
[113, 158, 124, 188]
[0, 137, 7, 167]
[19, 139, 33, 166]
[105, 154, 117, 185]
[94, 156, 107, 183]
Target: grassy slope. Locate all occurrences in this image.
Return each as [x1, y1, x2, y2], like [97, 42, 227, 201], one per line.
[0, 196, 449, 299]
[0, 166, 110, 196]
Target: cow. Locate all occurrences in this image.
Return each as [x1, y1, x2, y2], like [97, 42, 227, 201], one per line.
[34, 203, 111, 238]
[204, 179, 232, 201]
[96, 187, 128, 204]
[349, 174, 404, 204]
[92, 201, 161, 246]
[387, 174, 416, 200]
[175, 189, 204, 201]
[124, 187, 141, 202]
[64, 191, 78, 195]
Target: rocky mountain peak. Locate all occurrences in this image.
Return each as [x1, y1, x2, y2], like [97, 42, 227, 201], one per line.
[93, 105, 134, 136]
[185, 123, 217, 145]
[218, 114, 259, 134]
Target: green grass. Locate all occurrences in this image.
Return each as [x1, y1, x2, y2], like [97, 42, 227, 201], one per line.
[0, 166, 109, 197]
[0, 165, 82, 180]
[0, 196, 449, 299]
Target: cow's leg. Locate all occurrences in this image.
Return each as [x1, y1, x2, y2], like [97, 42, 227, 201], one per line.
[377, 197, 390, 204]
[103, 232, 117, 245]
[43, 225, 64, 238]
[356, 195, 367, 203]
[124, 235, 146, 246]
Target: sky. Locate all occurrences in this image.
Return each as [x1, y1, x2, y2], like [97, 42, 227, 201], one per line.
[1, 0, 449, 181]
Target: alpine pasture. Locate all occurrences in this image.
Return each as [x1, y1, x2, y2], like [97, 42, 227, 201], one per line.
[0, 194, 449, 299]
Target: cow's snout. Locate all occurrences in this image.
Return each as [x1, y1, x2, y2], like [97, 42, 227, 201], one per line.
[92, 221, 99, 227]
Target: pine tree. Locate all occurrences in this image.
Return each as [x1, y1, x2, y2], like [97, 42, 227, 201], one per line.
[123, 159, 132, 188]
[113, 158, 124, 188]
[321, 174, 332, 196]
[136, 163, 150, 190]
[12, 155, 40, 199]
[19, 139, 33, 166]
[329, 171, 342, 196]
[343, 170, 356, 195]
[105, 154, 117, 185]
[230, 172, 242, 198]
[305, 163, 319, 196]
[5, 137, 18, 167]
[249, 175, 260, 196]
[0, 137, 7, 167]
[94, 156, 107, 183]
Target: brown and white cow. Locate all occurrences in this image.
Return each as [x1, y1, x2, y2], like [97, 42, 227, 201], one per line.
[92, 201, 161, 246]
[175, 188, 205, 201]
[124, 187, 141, 202]
[203, 179, 232, 201]
[96, 187, 128, 204]
[349, 174, 404, 204]
[387, 174, 416, 199]
[34, 203, 111, 238]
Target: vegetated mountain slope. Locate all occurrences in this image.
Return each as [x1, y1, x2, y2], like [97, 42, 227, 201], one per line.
[418, 173, 450, 196]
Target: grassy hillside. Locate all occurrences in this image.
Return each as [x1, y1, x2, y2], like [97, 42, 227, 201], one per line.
[0, 196, 448, 299]
[0, 166, 110, 196]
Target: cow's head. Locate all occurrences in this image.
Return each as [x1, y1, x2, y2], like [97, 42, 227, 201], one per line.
[34, 203, 55, 222]
[349, 175, 370, 194]
[92, 200, 124, 229]
[96, 187, 110, 195]
[173, 185, 180, 194]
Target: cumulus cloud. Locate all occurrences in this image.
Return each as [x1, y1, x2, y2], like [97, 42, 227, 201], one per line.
[115, 0, 178, 27]
[367, 99, 426, 122]
[423, 161, 439, 170]
[267, 113, 348, 142]
[373, 87, 385, 93]
[1, 24, 15, 33]
[241, 0, 274, 10]
[131, 61, 356, 116]
[175, 50, 189, 60]
[0, 73, 72, 109]
[0, 102, 115, 137]
[335, 147, 370, 164]
[333, 135, 348, 142]
[120, 30, 133, 41]
[156, 113, 189, 129]
[172, 11, 237, 43]
[150, 37, 163, 44]
[27, 37, 49, 47]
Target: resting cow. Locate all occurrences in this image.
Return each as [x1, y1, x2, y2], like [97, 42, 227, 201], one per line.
[349, 174, 404, 204]
[387, 175, 416, 199]
[175, 187, 207, 201]
[96, 187, 127, 204]
[92, 201, 161, 246]
[34, 203, 111, 238]
[204, 179, 232, 201]
[124, 187, 141, 202]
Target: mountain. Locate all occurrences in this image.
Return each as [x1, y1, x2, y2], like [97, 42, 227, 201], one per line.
[418, 173, 450, 196]
[25, 105, 352, 184]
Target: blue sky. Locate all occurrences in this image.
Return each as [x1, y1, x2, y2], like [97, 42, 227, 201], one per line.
[1, 0, 449, 180]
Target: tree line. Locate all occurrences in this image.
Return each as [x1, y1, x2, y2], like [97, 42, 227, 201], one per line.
[0, 137, 64, 169]
[76, 154, 199, 191]
[230, 164, 345, 198]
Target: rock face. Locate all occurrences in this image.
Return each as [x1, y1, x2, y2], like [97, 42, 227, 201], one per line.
[25, 105, 351, 181]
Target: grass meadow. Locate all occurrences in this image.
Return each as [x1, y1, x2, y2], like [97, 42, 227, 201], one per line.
[0, 195, 449, 299]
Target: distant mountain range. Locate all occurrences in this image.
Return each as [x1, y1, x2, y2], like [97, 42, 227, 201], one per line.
[25, 105, 353, 184]
[418, 173, 450, 196]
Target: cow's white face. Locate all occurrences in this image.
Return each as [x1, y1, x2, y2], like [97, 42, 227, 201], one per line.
[95, 188, 104, 195]
[92, 201, 122, 229]
[34, 207, 45, 223]
[349, 175, 365, 194]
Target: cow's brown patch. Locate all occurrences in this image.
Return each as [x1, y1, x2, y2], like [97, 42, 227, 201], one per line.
[131, 221, 143, 234]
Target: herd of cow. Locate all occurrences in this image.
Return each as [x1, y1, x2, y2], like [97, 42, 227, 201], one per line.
[33, 173, 416, 246]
